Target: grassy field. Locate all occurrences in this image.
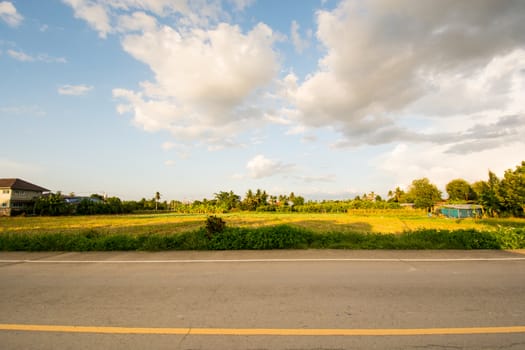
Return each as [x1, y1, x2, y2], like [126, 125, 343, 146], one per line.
[2, 210, 524, 236]
[2, 211, 525, 251]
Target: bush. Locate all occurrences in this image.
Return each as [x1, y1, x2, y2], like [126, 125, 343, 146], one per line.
[205, 215, 226, 239]
[1, 225, 525, 251]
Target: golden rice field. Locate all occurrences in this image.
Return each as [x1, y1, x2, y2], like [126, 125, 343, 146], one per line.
[2, 210, 524, 235]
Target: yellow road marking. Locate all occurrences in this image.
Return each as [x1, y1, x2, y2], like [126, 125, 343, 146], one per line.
[1, 324, 525, 336]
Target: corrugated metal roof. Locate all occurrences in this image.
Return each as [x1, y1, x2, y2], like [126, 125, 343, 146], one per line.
[442, 204, 483, 209]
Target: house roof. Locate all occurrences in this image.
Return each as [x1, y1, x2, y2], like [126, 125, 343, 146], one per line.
[0, 178, 49, 192]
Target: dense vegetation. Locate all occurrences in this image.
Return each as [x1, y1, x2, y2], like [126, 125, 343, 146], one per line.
[25, 160, 525, 218]
[1, 223, 524, 251]
[3, 211, 524, 251]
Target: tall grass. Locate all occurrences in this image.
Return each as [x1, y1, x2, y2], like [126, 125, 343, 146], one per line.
[1, 225, 523, 251]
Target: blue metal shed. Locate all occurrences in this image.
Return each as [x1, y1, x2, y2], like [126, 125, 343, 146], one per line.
[440, 204, 483, 218]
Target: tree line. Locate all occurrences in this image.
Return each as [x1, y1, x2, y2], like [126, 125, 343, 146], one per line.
[31, 161, 524, 217]
[386, 161, 525, 217]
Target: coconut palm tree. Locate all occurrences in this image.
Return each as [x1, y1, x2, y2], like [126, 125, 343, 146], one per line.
[155, 191, 161, 211]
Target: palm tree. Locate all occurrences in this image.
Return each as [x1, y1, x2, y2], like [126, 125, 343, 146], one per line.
[155, 192, 161, 211]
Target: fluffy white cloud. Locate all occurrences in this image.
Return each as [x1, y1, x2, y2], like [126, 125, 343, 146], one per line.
[246, 154, 295, 179]
[284, 0, 525, 150]
[63, 0, 111, 38]
[58, 84, 93, 96]
[374, 142, 525, 193]
[0, 1, 22, 27]
[63, 0, 280, 148]
[117, 11, 157, 32]
[62, 0, 228, 38]
[114, 21, 279, 145]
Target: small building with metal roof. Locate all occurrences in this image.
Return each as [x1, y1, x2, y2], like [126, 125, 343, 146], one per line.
[439, 204, 483, 219]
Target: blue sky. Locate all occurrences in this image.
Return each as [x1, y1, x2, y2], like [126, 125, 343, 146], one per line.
[1, 0, 525, 201]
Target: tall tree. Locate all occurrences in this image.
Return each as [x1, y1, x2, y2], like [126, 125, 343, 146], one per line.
[446, 179, 476, 202]
[255, 189, 268, 207]
[406, 178, 442, 211]
[292, 194, 305, 206]
[214, 191, 240, 211]
[34, 192, 68, 216]
[387, 187, 405, 203]
[471, 181, 485, 201]
[499, 161, 525, 217]
[477, 171, 502, 217]
[242, 189, 257, 211]
[155, 192, 161, 211]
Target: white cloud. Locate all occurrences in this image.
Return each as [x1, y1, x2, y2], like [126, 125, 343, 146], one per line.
[297, 174, 336, 183]
[284, 0, 525, 149]
[7, 49, 33, 62]
[0, 1, 23, 27]
[0, 105, 46, 117]
[37, 53, 67, 63]
[114, 21, 279, 146]
[161, 141, 176, 150]
[63, 0, 111, 38]
[161, 141, 190, 158]
[374, 142, 525, 193]
[58, 84, 93, 96]
[301, 134, 317, 143]
[206, 138, 245, 151]
[263, 112, 291, 125]
[290, 20, 309, 53]
[285, 125, 307, 135]
[62, 0, 228, 38]
[228, 0, 254, 11]
[7, 49, 66, 63]
[63, 1, 281, 148]
[164, 159, 175, 166]
[246, 154, 295, 179]
[117, 11, 157, 32]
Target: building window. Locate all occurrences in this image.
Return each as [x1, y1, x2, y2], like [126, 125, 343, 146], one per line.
[2, 190, 9, 194]
[1, 202, 7, 207]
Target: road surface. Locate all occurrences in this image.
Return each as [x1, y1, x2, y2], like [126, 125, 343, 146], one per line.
[1, 250, 524, 349]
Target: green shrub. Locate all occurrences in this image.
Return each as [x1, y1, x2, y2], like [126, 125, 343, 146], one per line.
[494, 227, 525, 249]
[200, 225, 311, 250]
[1, 224, 525, 251]
[205, 215, 226, 239]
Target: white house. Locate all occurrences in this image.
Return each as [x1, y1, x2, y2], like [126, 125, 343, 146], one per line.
[0, 178, 49, 216]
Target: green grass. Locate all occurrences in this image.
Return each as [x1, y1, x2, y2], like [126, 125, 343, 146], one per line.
[1, 211, 524, 251]
[1, 226, 524, 251]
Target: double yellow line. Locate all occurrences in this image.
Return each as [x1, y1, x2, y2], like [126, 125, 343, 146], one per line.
[1, 324, 525, 336]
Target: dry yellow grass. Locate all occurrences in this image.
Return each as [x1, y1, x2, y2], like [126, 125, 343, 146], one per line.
[222, 212, 498, 233]
[1, 211, 521, 235]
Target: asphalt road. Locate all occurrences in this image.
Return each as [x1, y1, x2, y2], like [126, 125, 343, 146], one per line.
[1, 250, 525, 349]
